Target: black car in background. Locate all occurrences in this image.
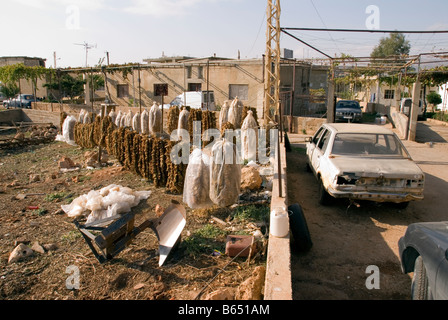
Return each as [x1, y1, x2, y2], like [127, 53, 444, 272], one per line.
[398, 221, 448, 300]
[335, 100, 362, 123]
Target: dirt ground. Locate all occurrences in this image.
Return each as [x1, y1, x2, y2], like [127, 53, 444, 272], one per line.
[287, 121, 448, 300]
[0, 135, 269, 300]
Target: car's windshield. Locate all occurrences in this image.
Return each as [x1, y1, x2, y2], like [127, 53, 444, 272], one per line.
[331, 133, 409, 157]
[336, 101, 361, 110]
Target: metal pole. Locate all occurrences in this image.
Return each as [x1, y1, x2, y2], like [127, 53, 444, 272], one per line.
[207, 59, 210, 110]
[138, 64, 142, 109]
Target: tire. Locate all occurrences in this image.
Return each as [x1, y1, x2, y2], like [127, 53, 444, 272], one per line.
[288, 203, 312, 252]
[411, 256, 430, 300]
[393, 201, 409, 210]
[305, 162, 312, 172]
[318, 178, 333, 206]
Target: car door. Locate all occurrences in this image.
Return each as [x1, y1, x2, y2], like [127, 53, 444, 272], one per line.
[307, 127, 325, 169]
[311, 129, 330, 175]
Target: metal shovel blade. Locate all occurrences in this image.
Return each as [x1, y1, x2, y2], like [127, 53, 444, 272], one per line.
[151, 203, 186, 266]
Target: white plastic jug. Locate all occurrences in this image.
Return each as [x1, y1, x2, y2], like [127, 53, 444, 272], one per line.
[270, 207, 289, 237]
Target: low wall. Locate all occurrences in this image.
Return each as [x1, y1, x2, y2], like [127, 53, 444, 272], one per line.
[264, 139, 292, 300]
[389, 107, 408, 139]
[283, 116, 326, 135]
[0, 109, 23, 125]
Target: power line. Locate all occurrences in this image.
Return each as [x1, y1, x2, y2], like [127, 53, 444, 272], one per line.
[309, 0, 341, 54]
[281, 27, 448, 34]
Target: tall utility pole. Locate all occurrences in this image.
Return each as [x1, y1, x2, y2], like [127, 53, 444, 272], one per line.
[264, 0, 281, 124]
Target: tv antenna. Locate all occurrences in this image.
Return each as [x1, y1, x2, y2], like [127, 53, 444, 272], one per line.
[74, 42, 97, 67]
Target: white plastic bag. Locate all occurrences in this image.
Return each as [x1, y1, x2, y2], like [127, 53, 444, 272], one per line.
[78, 109, 87, 123]
[141, 109, 150, 135]
[115, 110, 123, 127]
[177, 107, 189, 139]
[149, 102, 162, 135]
[61, 184, 151, 224]
[124, 110, 134, 128]
[227, 97, 243, 129]
[219, 101, 230, 131]
[108, 110, 117, 124]
[210, 138, 241, 207]
[241, 110, 258, 162]
[183, 148, 213, 209]
[61, 115, 77, 146]
[132, 112, 141, 133]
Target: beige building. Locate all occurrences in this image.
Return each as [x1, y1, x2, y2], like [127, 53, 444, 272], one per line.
[104, 56, 328, 118]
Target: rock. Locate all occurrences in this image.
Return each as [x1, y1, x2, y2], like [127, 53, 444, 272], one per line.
[84, 150, 109, 167]
[14, 133, 25, 141]
[31, 241, 45, 254]
[14, 238, 30, 246]
[204, 287, 235, 300]
[8, 180, 20, 187]
[58, 156, 76, 169]
[235, 266, 266, 300]
[29, 174, 40, 183]
[155, 204, 164, 217]
[8, 243, 34, 263]
[240, 166, 262, 191]
[133, 283, 146, 290]
[52, 208, 64, 215]
[43, 243, 58, 251]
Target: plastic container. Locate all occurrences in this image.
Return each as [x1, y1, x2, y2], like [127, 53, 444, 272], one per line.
[270, 206, 289, 237]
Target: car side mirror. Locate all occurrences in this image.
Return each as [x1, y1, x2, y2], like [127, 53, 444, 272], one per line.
[305, 137, 312, 143]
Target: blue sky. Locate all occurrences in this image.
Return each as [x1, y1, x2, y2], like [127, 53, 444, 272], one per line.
[1, 0, 448, 68]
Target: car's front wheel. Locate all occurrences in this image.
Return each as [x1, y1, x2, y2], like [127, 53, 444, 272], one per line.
[411, 256, 431, 300]
[318, 178, 333, 206]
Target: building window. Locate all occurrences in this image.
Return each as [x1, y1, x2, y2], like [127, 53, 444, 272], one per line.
[117, 84, 129, 98]
[198, 66, 204, 79]
[229, 84, 249, 100]
[186, 66, 192, 79]
[384, 89, 394, 100]
[188, 83, 202, 92]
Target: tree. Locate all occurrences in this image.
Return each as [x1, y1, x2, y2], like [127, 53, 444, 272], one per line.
[371, 33, 411, 58]
[426, 91, 442, 108]
[44, 73, 85, 102]
[0, 83, 20, 99]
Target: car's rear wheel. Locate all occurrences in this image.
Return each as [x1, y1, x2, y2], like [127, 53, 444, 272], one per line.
[318, 178, 332, 206]
[411, 256, 430, 300]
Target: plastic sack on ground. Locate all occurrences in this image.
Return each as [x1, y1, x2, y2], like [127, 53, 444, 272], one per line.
[241, 110, 258, 162]
[56, 115, 77, 146]
[149, 102, 162, 135]
[183, 148, 213, 209]
[61, 184, 151, 225]
[210, 138, 241, 207]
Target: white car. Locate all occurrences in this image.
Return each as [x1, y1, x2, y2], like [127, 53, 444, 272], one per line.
[305, 123, 425, 208]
